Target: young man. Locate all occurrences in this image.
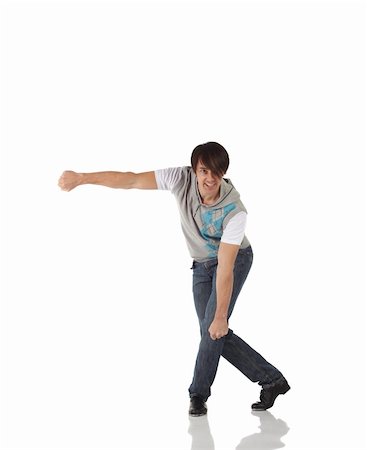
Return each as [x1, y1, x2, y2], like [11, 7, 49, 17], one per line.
[58, 141, 290, 416]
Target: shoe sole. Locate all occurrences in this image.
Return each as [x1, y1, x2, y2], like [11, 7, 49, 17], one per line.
[189, 412, 207, 417]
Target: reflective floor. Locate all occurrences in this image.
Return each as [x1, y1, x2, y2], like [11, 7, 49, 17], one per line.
[4, 369, 366, 450]
[188, 411, 290, 450]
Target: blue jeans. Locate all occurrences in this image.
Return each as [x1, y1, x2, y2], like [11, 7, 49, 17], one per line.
[188, 246, 283, 401]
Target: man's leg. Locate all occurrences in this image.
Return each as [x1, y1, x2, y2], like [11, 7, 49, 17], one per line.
[188, 259, 214, 416]
[220, 246, 286, 388]
[188, 247, 253, 401]
[190, 260, 213, 337]
[221, 329, 290, 411]
[221, 331, 283, 385]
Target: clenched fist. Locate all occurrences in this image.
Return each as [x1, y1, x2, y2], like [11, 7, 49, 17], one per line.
[58, 171, 83, 192]
[208, 317, 229, 340]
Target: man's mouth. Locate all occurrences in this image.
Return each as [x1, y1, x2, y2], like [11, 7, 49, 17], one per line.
[204, 182, 216, 189]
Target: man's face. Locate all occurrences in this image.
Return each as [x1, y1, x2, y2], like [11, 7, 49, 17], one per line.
[195, 161, 223, 198]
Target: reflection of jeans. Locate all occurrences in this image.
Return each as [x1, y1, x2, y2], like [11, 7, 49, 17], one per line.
[189, 246, 283, 401]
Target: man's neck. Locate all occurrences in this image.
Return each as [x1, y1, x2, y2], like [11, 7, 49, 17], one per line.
[198, 188, 221, 206]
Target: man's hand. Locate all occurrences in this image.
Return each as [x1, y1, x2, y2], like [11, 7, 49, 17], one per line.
[58, 171, 83, 191]
[208, 317, 229, 340]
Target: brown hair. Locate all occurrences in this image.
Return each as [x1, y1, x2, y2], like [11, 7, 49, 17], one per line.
[190, 142, 230, 178]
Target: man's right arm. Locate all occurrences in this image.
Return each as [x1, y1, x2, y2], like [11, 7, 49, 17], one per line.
[58, 170, 158, 192]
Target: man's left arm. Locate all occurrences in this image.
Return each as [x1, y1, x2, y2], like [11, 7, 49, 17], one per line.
[208, 242, 240, 340]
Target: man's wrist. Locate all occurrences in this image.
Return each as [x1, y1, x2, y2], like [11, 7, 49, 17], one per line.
[79, 173, 89, 185]
[214, 312, 228, 320]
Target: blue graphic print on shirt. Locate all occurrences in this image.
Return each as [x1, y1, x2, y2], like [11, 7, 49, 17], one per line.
[200, 203, 236, 257]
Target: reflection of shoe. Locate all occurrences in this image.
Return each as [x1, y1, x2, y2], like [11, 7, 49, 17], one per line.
[252, 378, 290, 411]
[189, 396, 207, 416]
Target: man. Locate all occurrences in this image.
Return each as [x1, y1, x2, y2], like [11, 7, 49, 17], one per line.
[58, 141, 290, 417]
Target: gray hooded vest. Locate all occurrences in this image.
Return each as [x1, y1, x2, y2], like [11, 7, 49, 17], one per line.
[171, 166, 251, 262]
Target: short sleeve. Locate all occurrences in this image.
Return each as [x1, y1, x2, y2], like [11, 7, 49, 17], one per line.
[154, 167, 184, 191]
[221, 211, 247, 245]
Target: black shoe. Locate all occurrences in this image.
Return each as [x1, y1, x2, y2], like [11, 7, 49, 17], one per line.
[189, 396, 207, 417]
[252, 378, 290, 411]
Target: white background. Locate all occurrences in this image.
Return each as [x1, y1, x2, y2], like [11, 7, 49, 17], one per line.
[0, 0, 366, 449]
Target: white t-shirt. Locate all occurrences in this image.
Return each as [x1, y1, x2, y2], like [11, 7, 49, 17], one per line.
[155, 167, 247, 246]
